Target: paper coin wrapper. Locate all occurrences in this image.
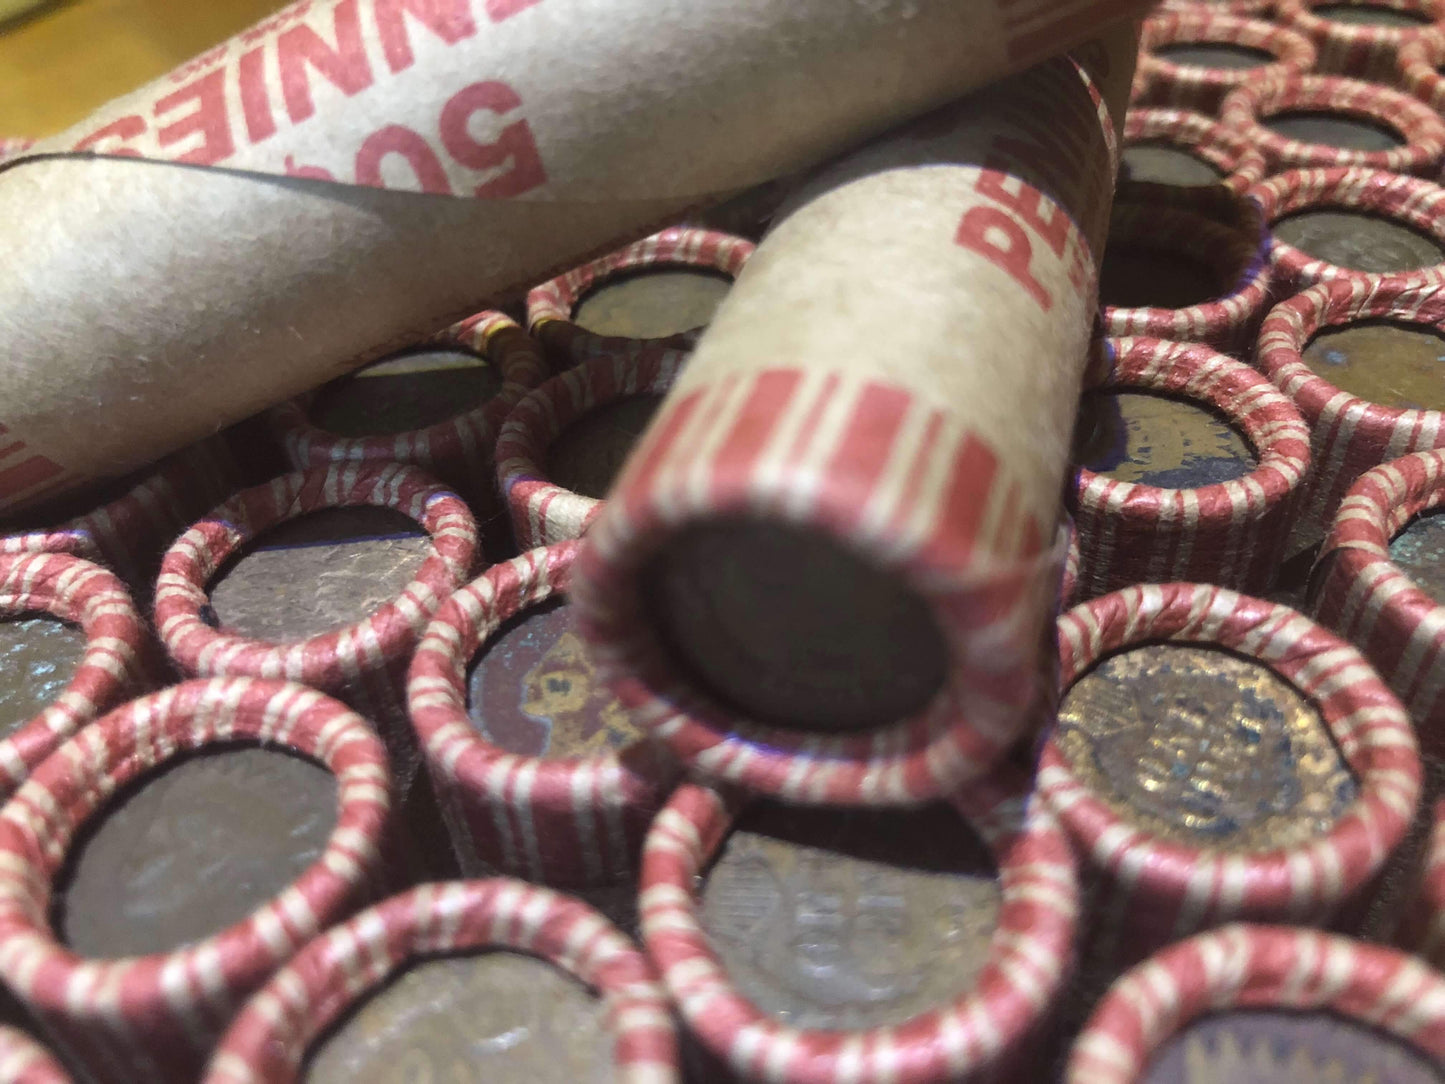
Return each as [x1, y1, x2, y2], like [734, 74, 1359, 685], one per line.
[570, 27, 1138, 806]
[0, 0, 1156, 515]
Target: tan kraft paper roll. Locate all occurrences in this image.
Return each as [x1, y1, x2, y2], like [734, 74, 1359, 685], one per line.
[0, 0, 1154, 514]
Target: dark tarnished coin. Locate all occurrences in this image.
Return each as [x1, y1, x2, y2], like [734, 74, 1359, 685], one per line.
[700, 802, 1001, 1031]
[571, 268, 733, 341]
[1121, 144, 1228, 188]
[1099, 246, 1224, 312]
[1074, 391, 1256, 489]
[1056, 645, 1359, 851]
[1302, 320, 1445, 411]
[1390, 510, 1445, 606]
[1314, 3, 1433, 28]
[304, 950, 612, 1084]
[467, 596, 645, 758]
[1142, 1009, 1445, 1084]
[309, 348, 503, 438]
[546, 394, 663, 501]
[56, 747, 337, 959]
[1263, 110, 1405, 152]
[209, 507, 433, 642]
[1154, 43, 1275, 70]
[0, 616, 87, 739]
[1271, 209, 1444, 273]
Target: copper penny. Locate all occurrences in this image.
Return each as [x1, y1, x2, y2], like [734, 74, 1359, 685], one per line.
[0, 616, 87, 739]
[1056, 645, 1359, 850]
[1390, 509, 1445, 606]
[701, 802, 1001, 1030]
[1121, 145, 1226, 187]
[310, 348, 503, 438]
[1273, 209, 1444, 273]
[1263, 111, 1404, 152]
[1154, 43, 1274, 70]
[1074, 391, 1256, 489]
[571, 268, 733, 341]
[546, 394, 663, 500]
[1302, 321, 1445, 411]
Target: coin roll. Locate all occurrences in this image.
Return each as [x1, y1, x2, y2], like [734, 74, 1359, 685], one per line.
[0, 678, 391, 1084]
[1250, 166, 1445, 291]
[1121, 107, 1259, 190]
[639, 768, 1079, 1084]
[0, 1027, 71, 1084]
[408, 541, 680, 886]
[1399, 798, 1445, 966]
[1066, 923, 1445, 1084]
[0, 552, 147, 802]
[1314, 450, 1445, 757]
[1135, 10, 1315, 115]
[1221, 73, 1445, 179]
[1280, 0, 1445, 81]
[1398, 25, 1445, 111]
[527, 228, 755, 369]
[1161, 0, 1275, 13]
[204, 879, 678, 1084]
[1070, 338, 1311, 598]
[1256, 277, 1445, 549]
[1061, 514, 1081, 609]
[497, 347, 685, 550]
[270, 311, 547, 526]
[1039, 583, 1420, 973]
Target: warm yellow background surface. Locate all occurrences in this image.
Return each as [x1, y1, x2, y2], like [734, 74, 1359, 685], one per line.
[0, 0, 285, 138]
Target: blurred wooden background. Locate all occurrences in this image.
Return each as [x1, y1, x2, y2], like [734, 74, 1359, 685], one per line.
[0, 0, 285, 138]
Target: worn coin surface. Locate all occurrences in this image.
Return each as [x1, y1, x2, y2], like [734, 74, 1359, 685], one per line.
[57, 748, 337, 959]
[467, 596, 645, 758]
[1263, 110, 1404, 152]
[1390, 510, 1445, 606]
[700, 802, 1002, 1031]
[1154, 43, 1274, 70]
[0, 616, 87, 739]
[1057, 645, 1359, 851]
[1121, 144, 1227, 187]
[209, 507, 433, 643]
[1075, 391, 1256, 489]
[310, 348, 503, 438]
[1314, 3, 1433, 28]
[305, 950, 613, 1084]
[546, 394, 663, 501]
[1272, 209, 1444, 273]
[1142, 1009, 1445, 1084]
[1302, 321, 1445, 411]
[571, 268, 733, 341]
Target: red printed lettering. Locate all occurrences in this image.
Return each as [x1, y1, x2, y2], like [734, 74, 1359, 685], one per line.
[374, 0, 477, 74]
[73, 116, 146, 156]
[438, 81, 546, 197]
[974, 170, 1070, 258]
[354, 125, 452, 193]
[485, 0, 542, 21]
[277, 0, 373, 125]
[955, 206, 1051, 311]
[155, 69, 235, 165]
[238, 47, 277, 144]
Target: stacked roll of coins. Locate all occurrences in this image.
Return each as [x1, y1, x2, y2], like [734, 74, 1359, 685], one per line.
[1135, 9, 1315, 114]
[1279, 0, 1445, 81]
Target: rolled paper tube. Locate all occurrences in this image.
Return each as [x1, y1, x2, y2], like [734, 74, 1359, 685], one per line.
[1135, 10, 1315, 115]
[1039, 583, 1420, 974]
[1313, 450, 1445, 758]
[0, 678, 392, 1084]
[1399, 25, 1445, 111]
[526, 228, 755, 368]
[0, 0, 1163, 515]
[1066, 924, 1445, 1084]
[1255, 276, 1445, 551]
[638, 769, 1079, 1084]
[0, 553, 148, 803]
[1399, 797, 1445, 965]
[1220, 73, 1445, 179]
[569, 46, 1128, 805]
[1120, 107, 1258, 190]
[1069, 338, 1311, 598]
[497, 347, 686, 549]
[0, 1028, 71, 1084]
[271, 310, 548, 537]
[1099, 203, 1273, 351]
[1279, 0, 1445, 81]
[1250, 166, 1445, 290]
[204, 879, 677, 1084]
[407, 541, 680, 886]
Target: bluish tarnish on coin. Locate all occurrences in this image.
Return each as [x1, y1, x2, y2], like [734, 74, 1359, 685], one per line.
[1121, 145, 1226, 187]
[1303, 321, 1445, 411]
[1391, 510, 1445, 607]
[1075, 391, 1256, 489]
[0, 616, 86, 739]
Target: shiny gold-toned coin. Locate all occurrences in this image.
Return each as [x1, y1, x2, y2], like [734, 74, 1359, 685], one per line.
[572, 268, 733, 341]
[1302, 321, 1445, 411]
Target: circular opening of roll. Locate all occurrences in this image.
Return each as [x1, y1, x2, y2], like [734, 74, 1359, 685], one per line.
[1073, 391, 1259, 488]
[1272, 209, 1444, 272]
[1314, 3, 1433, 27]
[310, 347, 503, 437]
[1099, 246, 1226, 310]
[1121, 143, 1226, 187]
[571, 267, 734, 341]
[640, 519, 949, 733]
[1154, 42, 1275, 69]
[1263, 110, 1406, 151]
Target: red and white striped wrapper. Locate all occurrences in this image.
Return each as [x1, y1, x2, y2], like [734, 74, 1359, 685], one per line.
[1039, 583, 1421, 970]
[1250, 166, 1445, 291]
[1280, 0, 1445, 81]
[1061, 514, 1081, 610]
[205, 878, 678, 1084]
[1101, 204, 1274, 352]
[0, 1028, 71, 1084]
[1398, 798, 1445, 966]
[1256, 277, 1445, 543]
[639, 769, 1079, 1084]
[1135, 10, 1315, 114]
[407, 541, 680, 886]
[1071, 338, 1312, 599]
[1314, 449, 1445, 757]
[1160, 0, 1275, 13]
[526, 228, 755, 369]
[497, 347, 687, 550]
[1066, 923, 1445, 1084]
[0, 552, 149, 804]
[1122, 107, 1261, 191]
[1221, 73, 1445, 179]
[0, 678, 392, 1084]
[1398, 25, 1445, 112]
[271, 310, 547, 513]
[155, 462, 477, 730]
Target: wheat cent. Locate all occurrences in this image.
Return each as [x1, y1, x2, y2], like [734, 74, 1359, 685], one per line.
[572, 268, 733, 341]
[1056, 645, 1359, 850]
[1075, 391, 1256, 489]
[1272, 209, 1444, 273]
[1302, 320, 1445, 411]
[309, 348, 503, 438]
[0, 616, 87, 740]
